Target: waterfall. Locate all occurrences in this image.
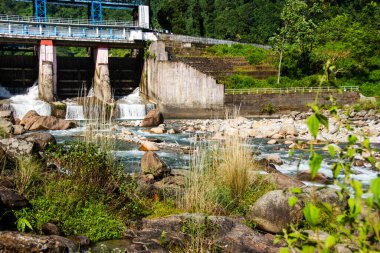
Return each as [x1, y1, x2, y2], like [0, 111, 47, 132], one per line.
[9, 83, 52, 120]
[65, 103, 85, 120]
[117, 88, 156, 120]
[117, 104, 147, 120]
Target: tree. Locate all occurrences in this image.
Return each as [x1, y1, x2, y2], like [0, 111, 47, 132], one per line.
[270, 0, 319, 84]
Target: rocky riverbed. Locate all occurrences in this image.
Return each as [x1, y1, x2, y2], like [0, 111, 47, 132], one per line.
[0, 107, 379, 252]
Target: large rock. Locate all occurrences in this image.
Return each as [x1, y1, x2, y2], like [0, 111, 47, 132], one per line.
[296, 171, 329, 184]
[278, 120, 298, 137]
[20, 110, 40, 127]
[21, 110, 76, 131]
[0, 111, 15, 124]
[261, 154, 284, 165]
[269, 172, 304, 190]
[17, 133, 56, 151]
[140, 109, 164, 127]
[28, 116, 76, 131]
[122, 214, 282, 253]
[0, 118, 13, 136]
[0, 188, 30, 211]
[0, 232, 77, 253]
[140, 141, 159, 151]
[247, 190, 304, 233]
[12, 125, 25, 135]
[42, 223, 62, 236]
[141, 151, 170, 178]
[0, 138, 39, 158]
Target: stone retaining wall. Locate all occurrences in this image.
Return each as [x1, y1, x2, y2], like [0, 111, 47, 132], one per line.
[225, 91, 360, 115]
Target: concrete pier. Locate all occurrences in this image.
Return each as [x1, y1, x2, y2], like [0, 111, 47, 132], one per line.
[38, 40, 57, 102]
[93, 46, 112, 102]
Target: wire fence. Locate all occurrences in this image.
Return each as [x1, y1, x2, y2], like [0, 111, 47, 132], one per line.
[225, 86, 360, 95]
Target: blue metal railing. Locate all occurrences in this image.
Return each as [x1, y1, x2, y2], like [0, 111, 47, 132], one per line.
[0, 14, 136, 27]
[0, 15, 147, 41]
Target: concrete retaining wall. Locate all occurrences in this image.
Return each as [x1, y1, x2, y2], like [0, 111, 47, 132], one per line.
[225, 91, 360, 115]
[141, 41, 225, 117]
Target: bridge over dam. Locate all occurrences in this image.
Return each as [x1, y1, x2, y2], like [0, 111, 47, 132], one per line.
[0, 1, 360, 117]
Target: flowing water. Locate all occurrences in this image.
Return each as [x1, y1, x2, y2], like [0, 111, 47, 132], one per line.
[65, 104, 85, 120]
[116, 88, 156, 120]
[0, 83, 52, 119]
[49, 124, 379, 189]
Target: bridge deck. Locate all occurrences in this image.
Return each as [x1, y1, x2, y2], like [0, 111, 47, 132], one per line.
[0, 15, 156, 46]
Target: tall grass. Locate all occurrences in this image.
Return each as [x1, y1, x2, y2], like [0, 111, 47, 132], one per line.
[14, 156, 43, 196]
[179, 136, 258, 215]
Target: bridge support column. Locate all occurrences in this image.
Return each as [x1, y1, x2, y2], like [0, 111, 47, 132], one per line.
[38, 40, 56, 102]
[93, 46, 111, 102]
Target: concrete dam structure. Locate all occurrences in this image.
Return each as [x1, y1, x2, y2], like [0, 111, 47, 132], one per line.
[0, 0, 360, 118]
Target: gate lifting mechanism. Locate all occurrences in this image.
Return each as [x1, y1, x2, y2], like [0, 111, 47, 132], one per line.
[17, 0, 147, 24]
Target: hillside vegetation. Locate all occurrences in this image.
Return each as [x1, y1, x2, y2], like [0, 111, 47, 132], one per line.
[0, 0, 379, 98]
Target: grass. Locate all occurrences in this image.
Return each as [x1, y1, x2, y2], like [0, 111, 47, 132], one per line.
[12, 97, 149, 242]
[206, 44, 274, 65]
[14, 156, 43, 196]
[178, 135, 275, 215]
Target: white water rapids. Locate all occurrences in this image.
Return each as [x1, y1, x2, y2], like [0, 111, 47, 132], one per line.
[117, 88, 155, 120]
[0, 83, 51, 119]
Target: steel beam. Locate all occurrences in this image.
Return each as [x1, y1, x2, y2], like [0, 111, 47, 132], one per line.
[90, 1, 102, 24]
[34, 0, 47, 22]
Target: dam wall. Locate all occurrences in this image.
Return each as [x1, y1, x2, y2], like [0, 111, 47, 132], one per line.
[141, 41, 225, 118]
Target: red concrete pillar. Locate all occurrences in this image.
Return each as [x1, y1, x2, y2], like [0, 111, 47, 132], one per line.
[38, 40, 56, 102]
[93, 46, 111, 102]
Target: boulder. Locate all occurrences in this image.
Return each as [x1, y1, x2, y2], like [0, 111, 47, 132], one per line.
[140, 109, 164, 127]
[140, 141, 159, 151]
[0, 111, 15, 124]
[141, 151, 170, 178]
[12, 125, 25, 135]
[0, 138, 39, 158]
[0, 118, 13, 135]
[0, 188, 30, 211]
[68, 236, 90, 247]
[278, 120, 298, 136]
[261, 154, 284, 165]
[20, 110, 40, 127]
[150, 127, 165, 134]
[123, 214, 282, 253]
[353, 159, 365, 167]
[17, 133, 56, 151]
[267, 139, 277, 145]
[27, 116, 76, 131]
[42, 223, 61, 236]
[21, 111, 76, 131]
[296, 171, 329, 184]
[167, 128, 179, 134]
[247, 190, 304, 233]
[268, 172, 304, 190]
[0, 232, 77, 253]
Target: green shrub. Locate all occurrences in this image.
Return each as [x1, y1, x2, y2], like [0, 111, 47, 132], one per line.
[13, 142, 150, 242]
[15, 181, 124, 242]
[207, 44, 269, 65]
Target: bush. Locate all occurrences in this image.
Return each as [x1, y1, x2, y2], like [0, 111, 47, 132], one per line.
[206, 44, 269, 65]
[13, 142, 149, 242]
[15, 181, 124, 242]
